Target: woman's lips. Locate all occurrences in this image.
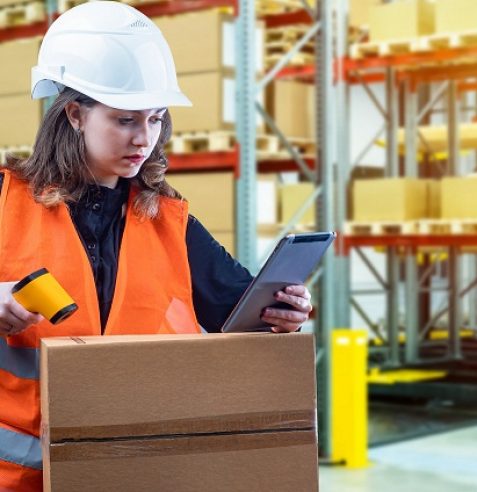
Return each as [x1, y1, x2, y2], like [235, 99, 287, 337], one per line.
[125, 154, 145, 164]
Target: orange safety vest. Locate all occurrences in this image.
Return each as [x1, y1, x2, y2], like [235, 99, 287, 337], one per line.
[0, 170, 200, 491]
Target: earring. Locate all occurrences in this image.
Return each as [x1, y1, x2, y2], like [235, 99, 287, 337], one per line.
[75, 127, 81, 135]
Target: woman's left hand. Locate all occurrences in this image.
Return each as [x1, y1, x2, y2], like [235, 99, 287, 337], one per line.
[260, 284, 312, 333]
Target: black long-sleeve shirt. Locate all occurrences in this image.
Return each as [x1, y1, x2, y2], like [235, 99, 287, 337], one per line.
[0, 175, 253, 332]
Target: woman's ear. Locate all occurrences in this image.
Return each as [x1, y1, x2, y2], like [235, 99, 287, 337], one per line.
[64, 101, 83, 132]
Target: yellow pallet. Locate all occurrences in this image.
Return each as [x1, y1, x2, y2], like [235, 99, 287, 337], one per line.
[368, 368, 447, 385]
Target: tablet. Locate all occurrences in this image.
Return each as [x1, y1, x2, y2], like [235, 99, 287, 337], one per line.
[221, 231, 336, 333]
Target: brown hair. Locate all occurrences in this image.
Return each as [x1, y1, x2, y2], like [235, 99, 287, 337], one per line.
[5, 87, 180, 218]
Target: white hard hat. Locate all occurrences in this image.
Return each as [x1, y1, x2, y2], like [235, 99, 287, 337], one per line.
[31, 0, 191, 110]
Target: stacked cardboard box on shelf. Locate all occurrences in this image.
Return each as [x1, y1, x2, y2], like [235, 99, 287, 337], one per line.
[266, 79, 315, 140]
[0, 37, 42, 148]
[369, 0, 435, 42]
[349, 0, 381, 30]
[155, 9, 265, 134]
[166, 172, 235, 254]
[353, 178, 429, 221]
[434, 0, 477, 34]
[441, 177, 477, 219]
[280, 182, 316, 227]
[41, 333, 319, 492]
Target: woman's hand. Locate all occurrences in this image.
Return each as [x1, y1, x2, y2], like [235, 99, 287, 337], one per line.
[261, 284, 312, 333]
[0, 282, 44, 336]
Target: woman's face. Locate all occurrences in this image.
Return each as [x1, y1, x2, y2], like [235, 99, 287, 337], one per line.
[66, 102, 166, 188]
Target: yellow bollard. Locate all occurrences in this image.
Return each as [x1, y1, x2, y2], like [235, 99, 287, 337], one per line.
[331, 329, 368, 468]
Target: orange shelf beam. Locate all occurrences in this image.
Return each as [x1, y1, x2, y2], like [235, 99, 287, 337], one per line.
[258, 157, 315, 173]
[0, 0, 238, 42]
[344, 45, 477, 82]
[275, 64, 315, 82]
[0, 20, 47, 43]
[263, 9, 313, 28]
[138, 0, 237, 18]
[342, 234, 477, 255]
[168, 148, 239, 175]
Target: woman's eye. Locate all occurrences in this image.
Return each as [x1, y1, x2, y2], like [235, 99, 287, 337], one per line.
[118, 118, 134, 125]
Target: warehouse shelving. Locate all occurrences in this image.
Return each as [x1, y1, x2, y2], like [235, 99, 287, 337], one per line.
[340, 6, 477, 371]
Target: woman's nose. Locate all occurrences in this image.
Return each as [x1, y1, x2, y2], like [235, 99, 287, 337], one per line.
[132, 126, 151, 147]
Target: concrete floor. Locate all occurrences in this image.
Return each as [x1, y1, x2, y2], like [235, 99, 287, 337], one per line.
[319, 425, 477, 491]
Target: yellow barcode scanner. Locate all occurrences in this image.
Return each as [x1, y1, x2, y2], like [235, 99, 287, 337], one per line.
[11, 268, 78, 324]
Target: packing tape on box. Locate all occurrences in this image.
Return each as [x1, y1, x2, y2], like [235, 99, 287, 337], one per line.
[47, 410, 317, 442]
[47, 429, 317, 462]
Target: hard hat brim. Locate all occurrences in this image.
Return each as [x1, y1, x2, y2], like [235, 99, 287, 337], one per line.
[32, 72, 193, 110]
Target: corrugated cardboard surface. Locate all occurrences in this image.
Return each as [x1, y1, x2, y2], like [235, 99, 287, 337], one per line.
[154, 10, 264, 74]
[0, 38, 41, 95]
[46, 435, 317, 492]
[266, 79, 315, 139]
[170, 71, 264, 133]
[166, 171, 234, 230]
[42, 334, 317, 491]
[280, 183, 316, 226]
[0, 93, 42, 147]
[370, 0, 435, 42]
[349, 0, 380, 28]
[441, 177, 477, 219]
[435, 0, 477, 34]
[169, 71, 231, 133]
[353, 178, 428, 221]
[41, 334, 316, 441]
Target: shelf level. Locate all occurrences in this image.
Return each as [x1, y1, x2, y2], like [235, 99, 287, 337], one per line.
[342, 234, 477, 255]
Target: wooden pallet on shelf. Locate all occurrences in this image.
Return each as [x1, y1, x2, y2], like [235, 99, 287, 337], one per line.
[344, 220, 419, 236]
[350, 37, 429, 59]
[418, 219, 477, 235]
[57, 0, 86, 14]
[119, 0, 171, 6]
[0, 0, 44, 28]
[423, 30, 477, 51]
[0, 145, 32, 164]
[345, 219, 477, 236]
[278, 136, 316, 155]
[266, 51, 314, 68]
[266, 24, 311, 43]
[350, 29, 477, 60]
[256, 0, 305, 16]
[167, 131, 280, 155]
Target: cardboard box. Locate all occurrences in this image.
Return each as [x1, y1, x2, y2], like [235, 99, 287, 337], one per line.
[396, 123, 477, 153]
[170, 71, 264, 134]
[154, 10, 264, 74]
[369, 0, 435, 41]
[0, 93, 42, 147]
[280, 183, 316, 226]
[166, 171, 234, 231]
[441, 177, 477, 219]
[266, 79, 316, 139]
[41, 334, 318, 492]
[0, 38, 40, 94]
[427, 179, 441, 219]
[435, 0, 477, 34]
[258, 174, 279, 225]
[349, 0, 381, 29]
[353, 178, 428, 221]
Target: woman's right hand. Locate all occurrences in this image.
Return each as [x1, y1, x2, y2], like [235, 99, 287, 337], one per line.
[0, 282, 44, 336]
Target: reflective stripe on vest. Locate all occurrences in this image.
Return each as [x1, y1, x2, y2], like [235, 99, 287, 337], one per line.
[0, 338, 39, 380]
[0, 427, 42, 470]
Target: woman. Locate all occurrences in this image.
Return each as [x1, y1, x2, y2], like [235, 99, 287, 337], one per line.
[0, 2, 312, 490]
